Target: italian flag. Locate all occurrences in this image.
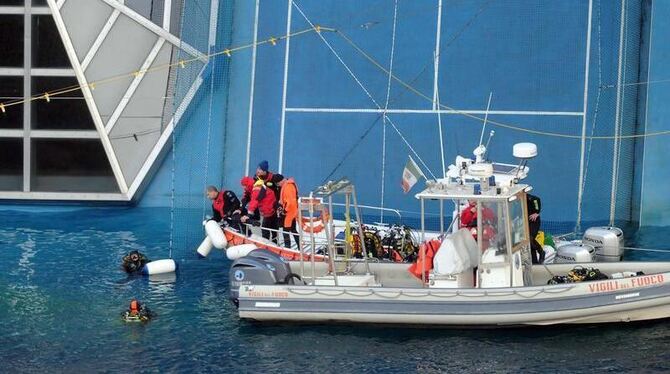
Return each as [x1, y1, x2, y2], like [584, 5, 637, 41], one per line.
[401, 155, 425, 193]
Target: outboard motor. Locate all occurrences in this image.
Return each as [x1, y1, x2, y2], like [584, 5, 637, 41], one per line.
[228, 249, 298, 305]
[554, 241, 595, 263]
[583, 227, 624, 262]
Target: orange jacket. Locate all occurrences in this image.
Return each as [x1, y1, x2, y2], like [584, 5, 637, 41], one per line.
[279, 178, 298, 227]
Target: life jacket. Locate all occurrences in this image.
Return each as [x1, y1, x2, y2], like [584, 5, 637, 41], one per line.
[279, 178, 299, 226]
[212, 191, 226, 218]
[248, 185, 277, 218]
[129, 300, 140, 315]
[408, 239, 441, 280]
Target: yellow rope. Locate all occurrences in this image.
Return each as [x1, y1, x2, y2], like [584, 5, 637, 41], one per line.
[0, 25, 334, 110]
[335, 30, 670, 140]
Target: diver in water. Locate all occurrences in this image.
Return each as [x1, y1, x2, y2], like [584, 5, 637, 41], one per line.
[122, 299, 153, 322]
[121, 250, 150, 274]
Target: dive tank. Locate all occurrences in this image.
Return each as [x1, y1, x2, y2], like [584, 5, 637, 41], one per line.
[228, 249, 295, 305]
[554, 241, 595, 263]
[583, 227, 624, 262]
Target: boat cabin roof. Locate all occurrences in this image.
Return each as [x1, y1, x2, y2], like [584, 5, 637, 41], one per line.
[415, 182, 530, 201]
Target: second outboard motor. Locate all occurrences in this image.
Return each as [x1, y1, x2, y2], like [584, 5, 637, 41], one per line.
[228, 249, 298, 305]
[583, 227, 624, 262]
[554, 242, 595, 263]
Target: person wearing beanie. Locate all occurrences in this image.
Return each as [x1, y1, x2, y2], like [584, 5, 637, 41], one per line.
[254, 160, 283, 201]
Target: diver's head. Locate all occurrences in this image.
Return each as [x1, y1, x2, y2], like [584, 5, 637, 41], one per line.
[206, 185, 218, 200]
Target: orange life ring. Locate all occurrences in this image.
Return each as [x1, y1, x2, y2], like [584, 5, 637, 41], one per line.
[300, 209, 330, 233]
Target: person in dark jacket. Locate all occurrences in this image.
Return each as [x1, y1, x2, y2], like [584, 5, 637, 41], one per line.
[206, 185, 241, 229]
[242, 180, 278, 243]
[527, 193, 545, 264]
[255, 160, 283, 201]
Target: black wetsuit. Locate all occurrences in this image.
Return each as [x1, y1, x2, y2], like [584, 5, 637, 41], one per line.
[527, 193, 545, 264]
[212, 190, 242, 231]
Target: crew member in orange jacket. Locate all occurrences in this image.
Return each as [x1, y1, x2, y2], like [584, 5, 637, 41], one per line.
[277, 177, 299, 248]
[242, 180, 278, 243]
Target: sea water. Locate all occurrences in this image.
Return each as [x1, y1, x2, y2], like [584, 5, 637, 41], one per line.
[1, 207, 670, 372]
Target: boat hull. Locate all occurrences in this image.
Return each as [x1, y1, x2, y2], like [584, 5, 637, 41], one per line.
[224, 228, 327, 262]
[237, 271, 670, 326]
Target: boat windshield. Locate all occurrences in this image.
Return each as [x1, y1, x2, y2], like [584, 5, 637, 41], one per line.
[479, 201, 508, 254]
[509, 194, 527, 251]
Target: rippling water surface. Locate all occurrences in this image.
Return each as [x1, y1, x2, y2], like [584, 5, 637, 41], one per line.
[1, 207, 670, 373]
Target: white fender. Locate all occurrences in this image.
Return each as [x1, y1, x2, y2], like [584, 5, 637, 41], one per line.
[142, 259, 177, 275]
[226, 244, 258, 260]
[196, 236, 214, 258]
[205, 220, 227, 249]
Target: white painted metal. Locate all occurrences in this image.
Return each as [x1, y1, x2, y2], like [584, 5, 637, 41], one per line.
[31, 68, 75, 76]
[99, 0, 207, 62]
[576, 0, 594, 228]
[432, 0, 443, 110]
[610, 0, 626, 225]
[126, 73, 205, 199]
[56, 0, 66, 9]
[31, 7, 51, 15]
[209, 0, 219, 47]
[47, 0, 129, 194]
[245, 0, 260, 176]
[105, 38, 166, 134]
[0, 6, 29, 14]
[278, 0, 292, 174]
[23, 1, 31, 192]
[162, 0, 171, 31]
[0, 130, 24, 138]
[0, 68, 24, 76]
[81, 9, 120, 72]
[639, 1, 655, 226]
[0, 191, 127, 201]
[285, 107, 584, 116]
[31, 130, 100, 139]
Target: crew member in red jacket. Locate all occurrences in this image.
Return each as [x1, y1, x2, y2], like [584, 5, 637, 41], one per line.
[242, 180, 278, 243]
[460, 200, 497, 248]
[206, 185, 241, 225]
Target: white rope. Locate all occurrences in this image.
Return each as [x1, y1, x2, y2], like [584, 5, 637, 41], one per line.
[436, 68, 446, 178]
[578, 1, 603, 230]
[624, 247, 670, 253]
[202, 47, 218, 220]
[292, 0, 438, 180]
[380, 0, 399, 223]
[168, 0, 190, 260]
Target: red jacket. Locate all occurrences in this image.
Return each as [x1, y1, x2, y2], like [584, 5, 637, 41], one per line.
[247, 185, 276, 218]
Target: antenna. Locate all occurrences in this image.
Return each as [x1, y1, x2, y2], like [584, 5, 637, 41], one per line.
[483, 130, 495, 160]
[478, 92, 494, 146]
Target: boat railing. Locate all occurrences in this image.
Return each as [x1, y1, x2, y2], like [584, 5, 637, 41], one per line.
[330, 202, 403, 223]
[240, 222, 338, 252]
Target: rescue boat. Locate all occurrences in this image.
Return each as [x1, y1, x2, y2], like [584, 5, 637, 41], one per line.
[226, 143, 670, 327]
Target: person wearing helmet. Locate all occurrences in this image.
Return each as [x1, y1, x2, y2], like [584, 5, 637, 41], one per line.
[123, 299, 153, 322]
[121, 250, 150, 274]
